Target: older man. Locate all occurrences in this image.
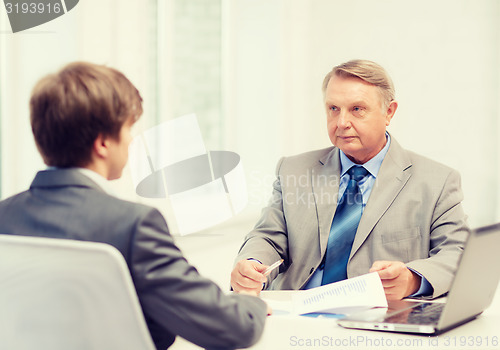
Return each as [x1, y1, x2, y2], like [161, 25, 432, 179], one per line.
[231, 59, 469, 300]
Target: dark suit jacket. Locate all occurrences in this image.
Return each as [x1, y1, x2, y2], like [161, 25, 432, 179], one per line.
[237, 136, 469, 298]
[0, 169, 267, 349]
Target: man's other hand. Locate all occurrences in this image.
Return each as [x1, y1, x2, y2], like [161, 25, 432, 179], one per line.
[369, 260, 421, 300]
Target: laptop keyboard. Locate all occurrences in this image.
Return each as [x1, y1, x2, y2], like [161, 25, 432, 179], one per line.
[386, 302, 444, 325]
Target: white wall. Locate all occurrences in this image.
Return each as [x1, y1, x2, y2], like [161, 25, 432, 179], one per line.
[225, 0, 500, 228]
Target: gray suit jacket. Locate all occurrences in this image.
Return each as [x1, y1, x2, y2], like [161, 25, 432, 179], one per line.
[0, 169, 267, 350]
[237, 136, 469, 298]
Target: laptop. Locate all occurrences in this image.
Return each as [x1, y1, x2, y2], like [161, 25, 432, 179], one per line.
[337, 222, 500, 335]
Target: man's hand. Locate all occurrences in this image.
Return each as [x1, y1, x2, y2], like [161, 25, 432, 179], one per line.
[369, 261, 421, 300]
[231, 259, 268, 294]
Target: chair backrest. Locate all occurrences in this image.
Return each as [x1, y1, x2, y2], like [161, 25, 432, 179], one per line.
[0, 234, 156, 350]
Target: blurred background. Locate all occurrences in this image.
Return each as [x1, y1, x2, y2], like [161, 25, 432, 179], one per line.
[1, 0, 499, 288]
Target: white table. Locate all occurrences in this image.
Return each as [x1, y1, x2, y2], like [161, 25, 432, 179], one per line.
[171, 287, 500, 350]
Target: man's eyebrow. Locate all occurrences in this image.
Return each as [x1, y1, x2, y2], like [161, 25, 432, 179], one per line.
[324, 100, 368, 106]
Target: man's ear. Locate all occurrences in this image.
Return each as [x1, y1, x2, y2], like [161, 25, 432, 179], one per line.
[385, 100, 398, 126]
[93, 134, 109, 159]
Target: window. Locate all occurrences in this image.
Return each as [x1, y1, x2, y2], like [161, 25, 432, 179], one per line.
[156, 0, 223, 149]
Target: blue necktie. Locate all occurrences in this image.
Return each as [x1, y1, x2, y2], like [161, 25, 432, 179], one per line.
[321, 166, 369, 285]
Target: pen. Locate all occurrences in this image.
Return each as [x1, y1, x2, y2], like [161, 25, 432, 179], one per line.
[262, 259, 284, 276]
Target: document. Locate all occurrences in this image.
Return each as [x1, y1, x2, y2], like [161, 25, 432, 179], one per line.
[292, 272, 387, 315]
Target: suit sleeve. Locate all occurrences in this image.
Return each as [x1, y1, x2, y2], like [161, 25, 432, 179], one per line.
[406, 169, 470, 298]
[129, 208, 267, 349]
[235, 157, 291, 283]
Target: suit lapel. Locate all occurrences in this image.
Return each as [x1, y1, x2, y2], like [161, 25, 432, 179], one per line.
[350, 137, 412, 258]
[311, 148, 341, 255]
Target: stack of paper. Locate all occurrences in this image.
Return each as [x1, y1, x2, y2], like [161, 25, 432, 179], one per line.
[292, 272, 387, 315]
[263, 272, 387, 316]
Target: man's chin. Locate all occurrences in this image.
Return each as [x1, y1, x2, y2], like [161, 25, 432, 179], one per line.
[335, 144, 364, 163]
[335, 139, 359, 152]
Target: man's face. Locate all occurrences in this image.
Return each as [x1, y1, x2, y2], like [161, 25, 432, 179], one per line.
[106, 118, 135, 180]
[324, 75, 397, 164]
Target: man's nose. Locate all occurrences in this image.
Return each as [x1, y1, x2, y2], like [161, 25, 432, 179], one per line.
[337, 110, 351, 128]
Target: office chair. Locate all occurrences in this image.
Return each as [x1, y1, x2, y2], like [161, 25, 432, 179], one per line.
[0, 234, 156, 350]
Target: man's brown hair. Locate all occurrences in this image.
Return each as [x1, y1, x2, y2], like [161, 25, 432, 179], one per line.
[30, 62, 143, 167]
[322, 59, 395, 109]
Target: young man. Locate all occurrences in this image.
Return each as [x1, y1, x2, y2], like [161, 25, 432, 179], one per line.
[0, 62, 267, 349]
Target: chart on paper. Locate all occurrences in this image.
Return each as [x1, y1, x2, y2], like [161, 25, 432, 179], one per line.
[292, 272, 388, 316]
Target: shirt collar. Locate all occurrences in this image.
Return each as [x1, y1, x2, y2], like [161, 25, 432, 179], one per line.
[75, 168, 116, 195]
[46, 166, 115, 195]
[339, 132, 391, 178]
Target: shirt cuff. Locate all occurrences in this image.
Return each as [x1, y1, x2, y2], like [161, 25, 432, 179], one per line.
[247, 258, 262, 264]
[408, 268, 434, 297]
